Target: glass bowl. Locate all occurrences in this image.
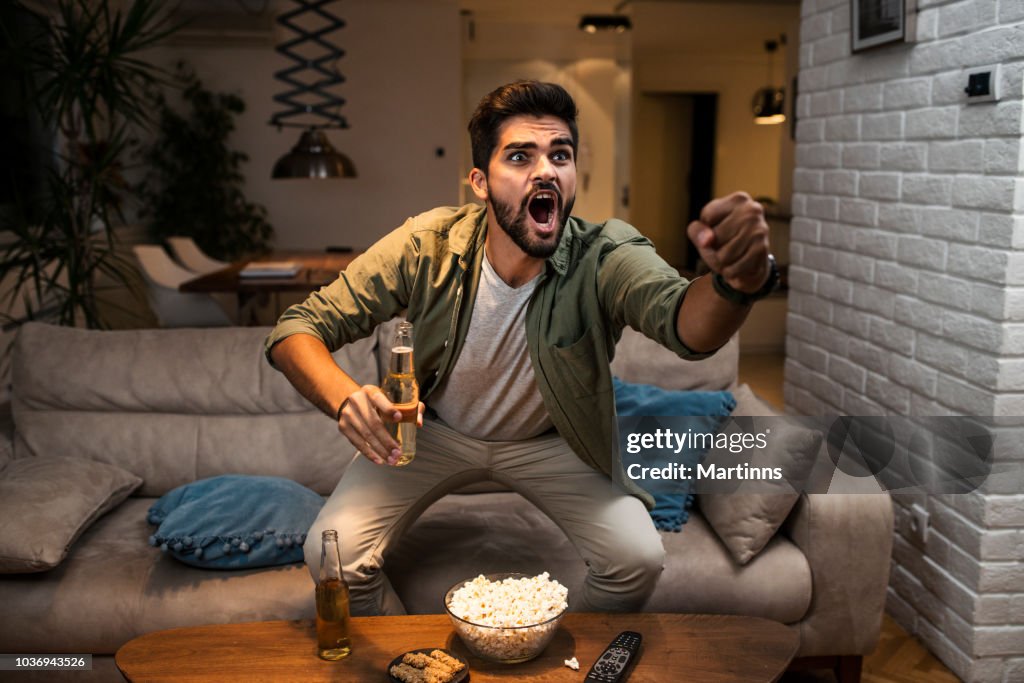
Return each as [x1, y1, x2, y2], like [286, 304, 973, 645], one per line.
[443, 572, 568, 664]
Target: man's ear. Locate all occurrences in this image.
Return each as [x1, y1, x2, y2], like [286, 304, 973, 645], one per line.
[469, 168, 488, 201]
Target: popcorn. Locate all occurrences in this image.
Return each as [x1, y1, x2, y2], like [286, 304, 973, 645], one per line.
[446, 573, 568, 662]
[448, 572, 568, 627]
[564, 656, 580, 670]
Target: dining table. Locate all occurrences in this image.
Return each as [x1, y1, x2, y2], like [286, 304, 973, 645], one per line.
[178, 250, 362, 324]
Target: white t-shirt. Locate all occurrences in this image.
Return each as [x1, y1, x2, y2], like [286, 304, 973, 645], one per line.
[428, 252, 554, 441]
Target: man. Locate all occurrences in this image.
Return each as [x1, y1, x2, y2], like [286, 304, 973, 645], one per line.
[266, 81, 777, 616]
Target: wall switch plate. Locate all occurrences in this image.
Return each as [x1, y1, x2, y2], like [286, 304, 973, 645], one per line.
[909, 503, 930, 543]
[964, 64, 1001, 103]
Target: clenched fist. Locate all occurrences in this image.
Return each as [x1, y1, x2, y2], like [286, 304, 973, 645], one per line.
[687, 191, 772, 294]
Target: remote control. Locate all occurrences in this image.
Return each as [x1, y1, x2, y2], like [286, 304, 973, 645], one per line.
[584, 630, 642, 683]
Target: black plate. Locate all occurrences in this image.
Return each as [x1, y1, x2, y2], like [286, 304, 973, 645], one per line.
[387, 648, 470, 683]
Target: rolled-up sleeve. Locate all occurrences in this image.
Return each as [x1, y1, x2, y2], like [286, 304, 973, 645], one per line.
[264, 220, 417, 366]
[597, 225, 716, 360]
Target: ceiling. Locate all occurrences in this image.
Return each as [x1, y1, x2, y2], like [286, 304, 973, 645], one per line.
[179, 0, 801, 20]
[168, 0, 801, 47]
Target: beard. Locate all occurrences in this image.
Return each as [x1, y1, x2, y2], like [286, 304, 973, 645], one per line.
[491, 182, 575, 259]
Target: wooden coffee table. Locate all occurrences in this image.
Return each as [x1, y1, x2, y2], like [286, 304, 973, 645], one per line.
[116, 612, 797, 682]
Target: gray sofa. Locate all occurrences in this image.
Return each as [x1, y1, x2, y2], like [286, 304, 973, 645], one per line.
[0, 321, 893, 682]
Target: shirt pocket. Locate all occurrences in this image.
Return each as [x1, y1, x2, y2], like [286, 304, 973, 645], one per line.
[551, 327, 608, 399]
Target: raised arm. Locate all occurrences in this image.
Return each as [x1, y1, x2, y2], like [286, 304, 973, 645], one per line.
[677, 191, 776, 353]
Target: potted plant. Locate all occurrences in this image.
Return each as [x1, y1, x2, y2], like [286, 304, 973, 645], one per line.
[137, 63, 274, 262]
[0, 0, 178, 329]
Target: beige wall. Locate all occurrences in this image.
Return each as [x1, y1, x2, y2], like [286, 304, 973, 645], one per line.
[150, 0, 463, 251]
[631, 1, 799, 353]
[631, 93, 694, 268]
[631, 1, 798, 240]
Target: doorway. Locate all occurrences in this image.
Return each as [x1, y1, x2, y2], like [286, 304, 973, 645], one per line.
[630, 92, 716, 274]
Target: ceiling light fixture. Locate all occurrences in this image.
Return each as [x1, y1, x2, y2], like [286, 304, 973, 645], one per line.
[269, 0, 356, 179]
[752, 38, 786, 126]
[578, 14, 632, 34]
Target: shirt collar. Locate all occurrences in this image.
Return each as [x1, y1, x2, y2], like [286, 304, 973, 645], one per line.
[546, 217, 575, 276]
[450, 205, 485, 260]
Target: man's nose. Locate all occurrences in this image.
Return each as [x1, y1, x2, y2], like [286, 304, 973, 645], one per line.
[532, 155, 556, 182]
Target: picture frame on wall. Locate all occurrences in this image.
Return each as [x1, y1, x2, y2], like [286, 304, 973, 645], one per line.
[851, 0, 916, 52]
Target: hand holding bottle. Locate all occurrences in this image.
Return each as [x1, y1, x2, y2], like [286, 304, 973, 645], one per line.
[335, 387, 424, 466]
[335, 322, 423, 466]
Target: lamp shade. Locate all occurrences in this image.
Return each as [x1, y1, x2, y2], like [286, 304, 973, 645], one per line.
[578, 14, 632, 33]
[752, 87, 786, 125]
[271, 129, 357, 179]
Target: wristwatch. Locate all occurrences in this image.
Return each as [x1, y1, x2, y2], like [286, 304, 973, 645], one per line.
[711, 254, 780, 306]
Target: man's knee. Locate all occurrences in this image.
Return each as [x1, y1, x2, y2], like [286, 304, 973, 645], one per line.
[303, 523, 324, 583]
[580, 529, 664, 612]
[620, 533, 666, 586]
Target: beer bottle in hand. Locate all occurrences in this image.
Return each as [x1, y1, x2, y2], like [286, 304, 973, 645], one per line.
[316, 530, 351, 660]
[381, 321, 418, 466]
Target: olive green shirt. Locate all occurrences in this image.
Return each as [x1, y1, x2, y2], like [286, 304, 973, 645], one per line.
[265, 204, 710, 508]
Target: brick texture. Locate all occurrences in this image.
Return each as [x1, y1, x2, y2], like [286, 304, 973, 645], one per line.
[786, 2, 1024, 680]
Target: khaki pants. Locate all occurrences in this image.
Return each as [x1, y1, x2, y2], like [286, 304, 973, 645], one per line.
[303, 419, 664, 615]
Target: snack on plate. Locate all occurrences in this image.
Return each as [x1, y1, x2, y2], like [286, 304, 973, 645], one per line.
[402, 652, 440, 669]
[429, 650, 466, 672]
[390, 663, 434, 683]
[390, 650, 464, 683]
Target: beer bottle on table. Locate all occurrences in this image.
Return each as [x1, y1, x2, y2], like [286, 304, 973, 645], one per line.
[316, 530, 351, 660]
[381, 321, 418, 466]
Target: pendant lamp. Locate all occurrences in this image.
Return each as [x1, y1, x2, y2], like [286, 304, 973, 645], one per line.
[270, 0, 356, 179]
[753, 38, 786, 126]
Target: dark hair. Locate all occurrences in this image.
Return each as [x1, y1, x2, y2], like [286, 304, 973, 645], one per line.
[468, 80, 579, 173]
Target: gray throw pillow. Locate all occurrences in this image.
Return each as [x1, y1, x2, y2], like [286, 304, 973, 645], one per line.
[0, 456, 142, 573]
[697, 384, 823, 565]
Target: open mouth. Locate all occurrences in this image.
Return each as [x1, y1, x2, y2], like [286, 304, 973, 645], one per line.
[528, 191, 558, 227]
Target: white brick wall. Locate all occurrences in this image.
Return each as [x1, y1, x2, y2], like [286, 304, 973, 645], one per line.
[787, 1, 1024, 680]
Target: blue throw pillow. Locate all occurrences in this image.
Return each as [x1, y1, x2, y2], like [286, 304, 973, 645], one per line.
[613, 377, 735, 532]
[147, 475, 325, 569]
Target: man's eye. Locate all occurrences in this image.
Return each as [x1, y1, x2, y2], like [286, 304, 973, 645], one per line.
[553, 151, 572, 162]
[509, 152, 527, 162]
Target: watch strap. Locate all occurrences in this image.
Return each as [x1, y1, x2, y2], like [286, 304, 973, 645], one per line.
[710, 254, 779, 306]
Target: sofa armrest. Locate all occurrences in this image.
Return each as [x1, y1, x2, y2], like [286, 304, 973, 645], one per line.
[782, 486, 894, 657]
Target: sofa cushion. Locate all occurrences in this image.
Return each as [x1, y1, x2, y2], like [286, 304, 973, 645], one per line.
[610, 326, 738, 392]
[147, 475, 325, 569]
[613, 377, 735, 531]
[0, 499, 315, 654]
[0, 456, 142, 573]
[698, 384, 823, 565]
[386, 491, 811, 625]
[11, 323, 378, 495]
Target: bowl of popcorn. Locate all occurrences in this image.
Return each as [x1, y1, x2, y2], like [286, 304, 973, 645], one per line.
[443, 572, 568, 664]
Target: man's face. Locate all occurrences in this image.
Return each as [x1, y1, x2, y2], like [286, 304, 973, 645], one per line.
[479, 114, 577, 259]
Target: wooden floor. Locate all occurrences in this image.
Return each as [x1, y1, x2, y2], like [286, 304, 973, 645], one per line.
[779, 615, 961, 683]
[738, 352, 962, 683]
[738, 351, 786, 411]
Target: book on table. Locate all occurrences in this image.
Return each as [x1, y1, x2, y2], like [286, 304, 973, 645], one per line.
[239, 261, 301, 278]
